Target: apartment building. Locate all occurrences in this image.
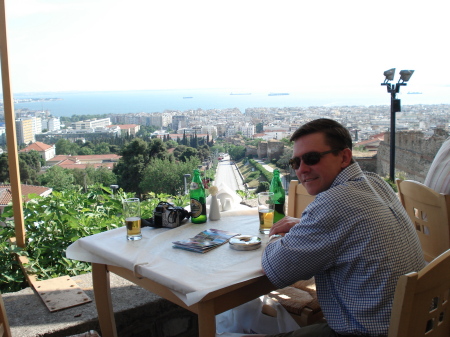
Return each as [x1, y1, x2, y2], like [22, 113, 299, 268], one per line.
[201, 125, 218, 139]
[31, 117, 42, 136]
[42, 117, 61, 131]
[172, 115, 188, 131]
[15, 118, 35, 145]
[239, 123, 255, 138]
[71, 118, 111, 130]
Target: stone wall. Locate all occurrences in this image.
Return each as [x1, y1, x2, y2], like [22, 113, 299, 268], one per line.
[257, 141, 268, 159]
[377, 130, 448, 182]
[354, 156, 378, 173]
[246, 145, 258, 158]
[267, 140, 285, 161]
[257, 140, 284, 161]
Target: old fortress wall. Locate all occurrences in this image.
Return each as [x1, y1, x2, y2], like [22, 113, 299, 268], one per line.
[377, 130, 448, 182]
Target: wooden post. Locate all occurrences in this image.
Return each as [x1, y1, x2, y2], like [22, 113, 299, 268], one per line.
[0, 0, 26, 248]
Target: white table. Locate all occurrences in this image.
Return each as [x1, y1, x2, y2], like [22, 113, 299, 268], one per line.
[66, 207, 275, 337]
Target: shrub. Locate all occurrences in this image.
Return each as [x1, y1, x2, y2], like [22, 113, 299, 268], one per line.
[255, 181, 270, 193]
[0, 184, 187, 293]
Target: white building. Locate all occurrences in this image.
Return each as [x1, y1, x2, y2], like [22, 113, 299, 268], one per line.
[71, 118, 111, 130]
[42, 117, 61, 132]
[201, 125, 218, 139]
[225, 126, 237, 137]
[19, 141, 56, 161]
[239, 123, 255, 138]
[32, 117, 42, 135]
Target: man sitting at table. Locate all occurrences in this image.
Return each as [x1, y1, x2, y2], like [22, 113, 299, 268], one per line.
[259, 118, 425, 337]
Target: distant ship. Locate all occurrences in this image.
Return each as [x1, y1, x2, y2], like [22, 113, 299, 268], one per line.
[182, 96, 193, 99]
[407, 92, 423, 94]
[230, 92, 251, 95]
[268, 93, 289, 96]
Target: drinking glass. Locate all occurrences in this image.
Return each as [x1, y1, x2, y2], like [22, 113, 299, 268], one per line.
[123, 198, 142, 241]
[258, 192, 274, 234]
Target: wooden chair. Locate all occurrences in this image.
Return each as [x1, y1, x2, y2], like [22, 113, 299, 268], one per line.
[0, 293, 11, 337]
[396, 179, 450, 263]
[388, 248, 450, 337]
[268, 180, 323, 326]
[287, 180, 316, 218]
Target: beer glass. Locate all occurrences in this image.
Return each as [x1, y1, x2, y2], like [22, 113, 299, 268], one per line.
[258, 192, 274, 234]
[123, 198, 142, 241]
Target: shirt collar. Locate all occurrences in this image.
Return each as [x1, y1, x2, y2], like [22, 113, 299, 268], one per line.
[330, 162, 364, 189]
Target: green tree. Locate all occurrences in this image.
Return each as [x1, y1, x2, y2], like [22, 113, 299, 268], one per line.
[165, 139, 178, 149]
[113, 138, 149, 194]
[136, 125, 158, 138]
[72, 167, 93, 191]
[0, 154, 9, 183]
[0, 151, 44, 185]
[78, 147, 94, 155]
[55, 139, 79, 155]
[210, 144, 225, 155]
[197, 144, 211, 162]
[276, 147, 293, 171]
[173, 145, 198, 162]
[38, 166, 75, 191]
[113, 138, 167, 195]
[94, 142, 111, 154]
[92, 166, 117, 186]
[228, 145, 246, 161]
[139, 157, 200, 195]
[148, 138, 168, 160]
[280, 137, 292, 146]
[256, 122, 264, 133]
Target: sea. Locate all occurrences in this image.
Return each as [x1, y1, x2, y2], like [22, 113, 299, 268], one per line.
[10, 86, 450, 118]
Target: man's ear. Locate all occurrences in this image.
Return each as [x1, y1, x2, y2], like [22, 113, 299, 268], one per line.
[341, 148, 353, 168]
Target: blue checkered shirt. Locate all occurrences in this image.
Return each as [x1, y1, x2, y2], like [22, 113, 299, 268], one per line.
[262, 163, 425, 336]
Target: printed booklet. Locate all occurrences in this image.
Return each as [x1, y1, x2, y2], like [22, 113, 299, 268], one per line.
[172, 228, 240, 253]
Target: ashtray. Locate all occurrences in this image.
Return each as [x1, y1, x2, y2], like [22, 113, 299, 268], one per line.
[229, 235, 262, 251]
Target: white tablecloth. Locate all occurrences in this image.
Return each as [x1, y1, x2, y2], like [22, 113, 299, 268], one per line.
[66, 207, 269, 306]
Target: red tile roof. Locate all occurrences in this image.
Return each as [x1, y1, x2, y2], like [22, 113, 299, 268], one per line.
[116, 124, 139, 129]
[0, 184, 53, 205]
[19, 141, 53, 152]
[58, 162, 115, 170]
[49, 154, 120, 162]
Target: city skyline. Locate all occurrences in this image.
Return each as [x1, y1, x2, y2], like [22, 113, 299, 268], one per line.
[3, 0, 450, 100]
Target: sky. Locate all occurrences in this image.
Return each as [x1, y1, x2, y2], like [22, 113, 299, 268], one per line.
[3, 0, 450, 96]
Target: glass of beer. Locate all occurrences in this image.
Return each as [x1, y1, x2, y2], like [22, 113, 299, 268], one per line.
[258, 192, 274, 234]
[123, 198, 142, 241]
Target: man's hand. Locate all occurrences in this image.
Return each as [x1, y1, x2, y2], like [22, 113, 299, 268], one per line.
[269, 216, 300, 236]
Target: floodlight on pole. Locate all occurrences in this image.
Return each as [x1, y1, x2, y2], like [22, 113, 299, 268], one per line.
[381, 68, 415, 182]
[383, 68, 396, 82]
[399, 70, 415, 82]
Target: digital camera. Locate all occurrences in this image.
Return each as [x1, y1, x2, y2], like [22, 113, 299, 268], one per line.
[152, 201, 190, 228]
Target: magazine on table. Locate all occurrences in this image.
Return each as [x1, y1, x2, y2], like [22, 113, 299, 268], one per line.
[172, 228, 240, 253]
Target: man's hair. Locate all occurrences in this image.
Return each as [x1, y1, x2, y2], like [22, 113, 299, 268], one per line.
[290, 118, 353, 151]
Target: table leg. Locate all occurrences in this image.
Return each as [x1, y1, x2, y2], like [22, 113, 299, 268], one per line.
[92, 263, 118, 337]
[197, 300, 216, 337]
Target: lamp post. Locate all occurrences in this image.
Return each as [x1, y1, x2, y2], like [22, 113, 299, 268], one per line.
[110, 185, 119, 194]
[381, 68, 414, 182]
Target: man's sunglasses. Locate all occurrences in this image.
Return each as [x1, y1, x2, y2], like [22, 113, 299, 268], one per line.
[289, 149, 340, 169]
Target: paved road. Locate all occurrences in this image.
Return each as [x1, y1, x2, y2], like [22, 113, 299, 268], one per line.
[214, 155, 245, 192]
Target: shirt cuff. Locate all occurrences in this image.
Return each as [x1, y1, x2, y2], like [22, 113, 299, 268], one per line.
[267, 234, 282, 244]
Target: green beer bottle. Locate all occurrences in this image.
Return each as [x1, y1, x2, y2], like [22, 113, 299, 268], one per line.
[270, 169, 285, 223]
[190, 169, 207, 223]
